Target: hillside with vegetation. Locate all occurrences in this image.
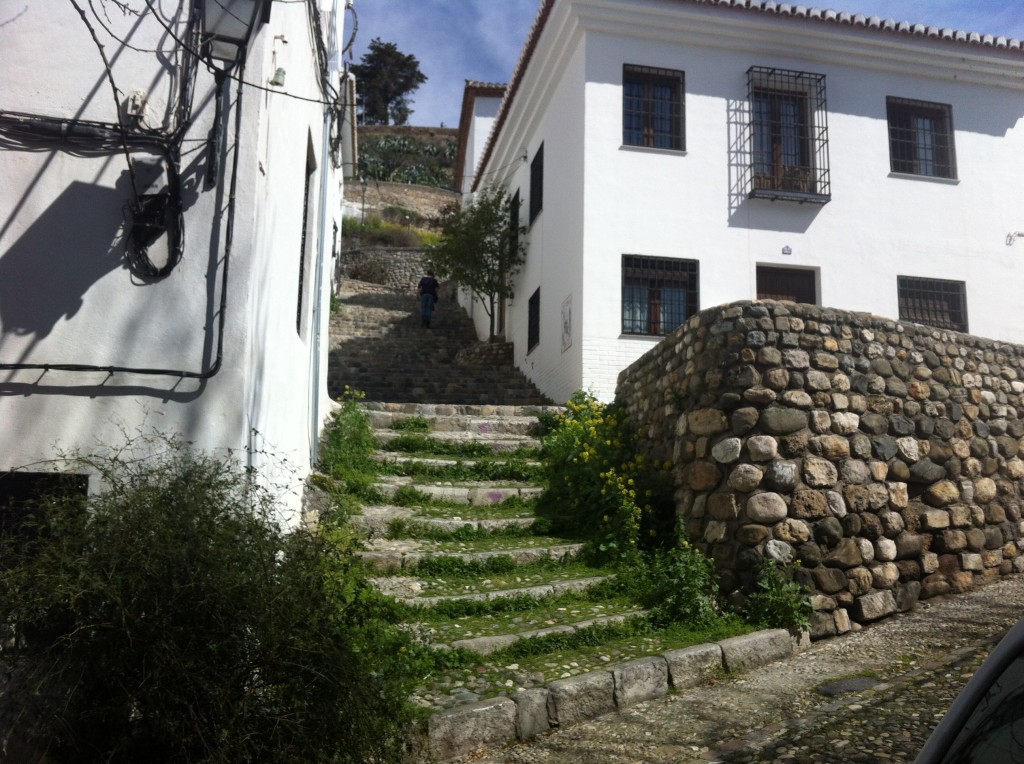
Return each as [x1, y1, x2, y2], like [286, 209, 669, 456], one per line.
[358, 125, 457, 189]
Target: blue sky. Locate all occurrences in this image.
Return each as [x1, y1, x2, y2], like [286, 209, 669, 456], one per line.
[348, 0, 1024, 127]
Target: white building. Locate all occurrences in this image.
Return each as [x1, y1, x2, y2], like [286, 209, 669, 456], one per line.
[0, 0, 356, 524]
[460, 0, 1024, 404]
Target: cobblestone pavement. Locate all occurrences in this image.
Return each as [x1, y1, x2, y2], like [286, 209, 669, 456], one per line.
[457, 575, 1024, 764]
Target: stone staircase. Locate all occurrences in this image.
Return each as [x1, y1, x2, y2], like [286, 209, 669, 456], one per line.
[325, 278, 797, 761]
[328, 279, 549, 405]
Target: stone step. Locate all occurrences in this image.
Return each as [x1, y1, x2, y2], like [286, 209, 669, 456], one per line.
[375, 430, 541, 452]
[358, 542, 584, 572]
[447, 611, 647, 655]
[368, 409, 544, 436]
[383, 575, 608, 606]
[371, 477, 544, 504]
[352, 506, 537, 538]
[329, 279, 550, 406]
[362, 402, 558, 417]
[370, 448, 540, 467]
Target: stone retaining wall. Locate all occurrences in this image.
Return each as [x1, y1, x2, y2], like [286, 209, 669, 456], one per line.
[336, 247, 425, 290]
[616, 301, 1024, 640]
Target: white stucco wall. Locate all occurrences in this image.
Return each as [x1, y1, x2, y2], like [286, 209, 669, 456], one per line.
[479, 0, 1024, 403]
[461, 95, 501, 194]
[0, 0, 344, 524]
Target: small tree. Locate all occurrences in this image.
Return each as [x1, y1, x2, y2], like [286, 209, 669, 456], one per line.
[351, 38, 427, 125]
[428, 186, 526, 341]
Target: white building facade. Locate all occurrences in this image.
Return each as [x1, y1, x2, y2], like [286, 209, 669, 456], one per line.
[0, 0, 355, 523]
[464, 0, 1024, 404]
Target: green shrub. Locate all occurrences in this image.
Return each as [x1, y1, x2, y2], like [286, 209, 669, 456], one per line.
[642, 543, 723, 628]
[392, 415, 431, 433]
[0, 441, 416, 763]
[538, 391, 674, 562]
[320, 388, 376, 483]
[740, 557, 813, 630]
[342, 216, 425, 248]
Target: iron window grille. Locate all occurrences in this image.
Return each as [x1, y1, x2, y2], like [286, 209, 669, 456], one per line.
[887, 97, 956, 179]
[529, 144, 544, 224]
[527, 288, 540, 351]
[756, 265, 817, 305]
[746, 66, 830, 204]
[623, 65, 685, 151]
[622, 255, 699, 336]
[897, 276, 967, 333]
[510, 189, 520, 255]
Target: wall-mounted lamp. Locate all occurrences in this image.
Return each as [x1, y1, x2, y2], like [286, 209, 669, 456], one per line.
[1007, 232, 1024, 246]
[781, 245, 792, 255]
[201, 0, 268, 66]
[269, 67, 286, 86]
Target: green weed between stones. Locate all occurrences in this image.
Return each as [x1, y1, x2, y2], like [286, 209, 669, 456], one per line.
[740, 557, 813, 630]
[392, 415, 432, 433]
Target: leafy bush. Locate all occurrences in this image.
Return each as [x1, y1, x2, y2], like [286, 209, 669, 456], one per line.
[342, 216, 425, 248]
[0, 441, 417, 763]
[740, 557, 813, 630]
[642, 543, 723, 628]
[392, 415, 431, 433]
[320, 388, 375, 479]
[538, 391, 674, 562]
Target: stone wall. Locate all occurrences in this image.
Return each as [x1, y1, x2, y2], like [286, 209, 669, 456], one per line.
[337, 247, 426, 290]
[616, 301, 1024, 639]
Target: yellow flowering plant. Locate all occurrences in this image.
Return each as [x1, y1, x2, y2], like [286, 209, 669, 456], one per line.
[538, 391, 673, 562]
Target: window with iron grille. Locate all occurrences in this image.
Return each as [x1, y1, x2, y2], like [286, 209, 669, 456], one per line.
[897, 276, 967, 333]
[887, 97, 956, 179]
[623, 65, 684, 151]
[527, 288, 540, 351]
[747, 66, 830, 204]
[529, 144, 543, 224]
[621, 255, 699, 336]
[756, 265, 817, 305]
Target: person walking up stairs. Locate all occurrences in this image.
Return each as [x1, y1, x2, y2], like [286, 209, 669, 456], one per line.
[328, 277, 549, 405]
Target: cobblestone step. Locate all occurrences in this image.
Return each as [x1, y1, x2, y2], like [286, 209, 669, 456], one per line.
[352, 506, 538, 539]
[383, 575, 608, 606]
[358, 542, 584, 572]
[329, 279, 548, 405]
[375, 430, 541, 452]
[371, 477, 544, 505]
[447, 611, 647, 655]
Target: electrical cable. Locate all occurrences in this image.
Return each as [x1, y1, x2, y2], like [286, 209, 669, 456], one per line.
[0, 57, 245, 380]
[68, 0, 143, 199]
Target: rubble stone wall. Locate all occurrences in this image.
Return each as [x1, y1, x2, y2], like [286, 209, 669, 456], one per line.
[616, 301, 1024, 640]
[337, 247, 425, 290]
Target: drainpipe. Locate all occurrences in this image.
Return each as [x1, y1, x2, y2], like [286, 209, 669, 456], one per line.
[309, 0, 340, 466]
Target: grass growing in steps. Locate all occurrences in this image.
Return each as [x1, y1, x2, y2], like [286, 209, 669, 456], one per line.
[381, 558, 613, 598]
[374, 456, 542, 482]
[383, 533, 580, 555]
[404, 590, 642, 642]
[409, 615, 755, 712]
[388, 494, 538, 520]
[381, 433, 539, 460]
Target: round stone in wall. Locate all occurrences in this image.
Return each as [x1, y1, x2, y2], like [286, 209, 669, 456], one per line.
[803, 456, 839, 488]
[728, 463, 765, 492]
[746, 492, 788, 523]
[747, 435, 779, 461]
[711, 437, 742, 464]
[765, 539, 795, 565]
